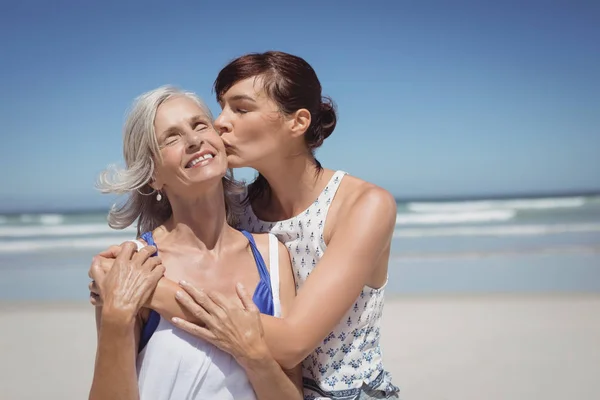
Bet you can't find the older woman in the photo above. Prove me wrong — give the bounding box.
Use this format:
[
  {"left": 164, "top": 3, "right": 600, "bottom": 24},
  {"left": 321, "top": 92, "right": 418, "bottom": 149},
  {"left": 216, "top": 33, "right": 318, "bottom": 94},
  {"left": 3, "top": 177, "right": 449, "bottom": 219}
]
[{"left": 88, "top": 86, "right": 301, "bottom": 400}]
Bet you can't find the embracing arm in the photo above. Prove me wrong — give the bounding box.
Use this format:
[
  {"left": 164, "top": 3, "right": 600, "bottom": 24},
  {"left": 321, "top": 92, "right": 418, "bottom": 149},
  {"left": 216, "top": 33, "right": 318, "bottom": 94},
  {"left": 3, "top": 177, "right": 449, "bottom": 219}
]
[
  {"left": 260, "top": 187, "right": 396, "bottom": 368},
  {"left": 146, "top": 188, "right": 396, "bottom": 370},
  {"left": 89, "top": 308, "right": 142, "bottom": 400}
]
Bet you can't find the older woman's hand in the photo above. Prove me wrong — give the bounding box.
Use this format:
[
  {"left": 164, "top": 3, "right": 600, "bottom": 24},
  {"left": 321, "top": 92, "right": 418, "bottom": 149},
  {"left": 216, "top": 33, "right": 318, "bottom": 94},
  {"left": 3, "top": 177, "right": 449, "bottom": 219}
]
[
  {"left": 88, "top": 242, "right": 158, "bottom": 306},
  {"left": 93, "top": 242, "right": 165, "bottom": 324},
  {"left": 88, "top": 257, "right": 112, "bottom": 307},
  {"left": 171, "top": 282, "right": 271, "bottom": 368}
]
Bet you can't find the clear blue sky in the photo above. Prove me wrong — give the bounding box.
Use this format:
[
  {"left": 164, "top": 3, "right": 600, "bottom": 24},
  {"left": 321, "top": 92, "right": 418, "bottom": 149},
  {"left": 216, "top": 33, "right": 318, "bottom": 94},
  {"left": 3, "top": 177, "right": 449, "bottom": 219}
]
[{"left": 1, "top": 1, "right": 598, "bottom": 212}]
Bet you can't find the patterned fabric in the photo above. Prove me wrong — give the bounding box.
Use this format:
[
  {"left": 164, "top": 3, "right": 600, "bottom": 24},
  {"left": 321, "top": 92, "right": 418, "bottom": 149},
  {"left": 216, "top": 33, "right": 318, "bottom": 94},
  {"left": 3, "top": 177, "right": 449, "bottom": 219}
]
[{"left": 238, "top": 171, "right": 399, "bottom": 400}]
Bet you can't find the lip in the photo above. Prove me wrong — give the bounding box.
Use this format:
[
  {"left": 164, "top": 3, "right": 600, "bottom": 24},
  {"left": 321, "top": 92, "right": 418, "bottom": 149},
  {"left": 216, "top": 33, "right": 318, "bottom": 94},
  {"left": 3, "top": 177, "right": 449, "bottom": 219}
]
[
  {"left": 185, "top": 150, "right": 216, "bottom": 168},
  {"left": 222, "top": 142, "right": 236, "bottom": 155}
]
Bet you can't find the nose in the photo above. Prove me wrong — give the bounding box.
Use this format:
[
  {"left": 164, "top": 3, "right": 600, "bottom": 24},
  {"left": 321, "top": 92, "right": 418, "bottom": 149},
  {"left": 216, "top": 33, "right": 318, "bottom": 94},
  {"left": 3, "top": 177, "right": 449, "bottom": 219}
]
[
  {"left": 214, "top": 112, "right": 232, "bottom": 136},
  {"left": 185, "top": 130, "right": 202, "bottom": 151}
]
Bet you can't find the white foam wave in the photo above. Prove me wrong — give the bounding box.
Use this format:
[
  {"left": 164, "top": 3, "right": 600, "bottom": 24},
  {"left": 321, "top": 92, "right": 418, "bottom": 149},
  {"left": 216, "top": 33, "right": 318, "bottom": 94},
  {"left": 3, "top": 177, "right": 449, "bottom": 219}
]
[
  {"left": 408, "top": 197, "right": 586, "bottom": 213},
  {"left": 0, "top": 235, "right": 137, "bottom": 254},
  {"left": 17, "top": 213, "right": 67, "bottom": 225},
  {"left": 396, "top": 210, "right": 515, "bottom": 225},
  {"left": 394, "top": 223, "right": 600, "bottom": 238},
  {"left": 39, "top": 214, "right": 65, "bottom": 225},
  {"left": 0, "top": 224, "right": 136, "bottom": 238}
]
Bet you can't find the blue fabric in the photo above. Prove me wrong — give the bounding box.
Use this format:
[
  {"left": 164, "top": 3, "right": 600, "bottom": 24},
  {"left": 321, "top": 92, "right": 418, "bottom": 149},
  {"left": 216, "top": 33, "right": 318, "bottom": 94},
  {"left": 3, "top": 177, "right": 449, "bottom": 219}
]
[
  {"left": 138, "top": 231, "right": 159, "bottom": 352},
  {"left": 138, "top": 230, "right": 274, "bottom": 352},
  {"left": 240, "top": 230, "right": 274, "bottom": 317}
]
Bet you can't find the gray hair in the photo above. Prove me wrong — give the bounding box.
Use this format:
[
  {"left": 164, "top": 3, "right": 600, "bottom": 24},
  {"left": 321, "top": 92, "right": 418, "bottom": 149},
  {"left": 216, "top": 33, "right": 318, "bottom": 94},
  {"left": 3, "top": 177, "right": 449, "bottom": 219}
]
[{"left": 97, "top": 85, "right": 244, "bottom": 236}]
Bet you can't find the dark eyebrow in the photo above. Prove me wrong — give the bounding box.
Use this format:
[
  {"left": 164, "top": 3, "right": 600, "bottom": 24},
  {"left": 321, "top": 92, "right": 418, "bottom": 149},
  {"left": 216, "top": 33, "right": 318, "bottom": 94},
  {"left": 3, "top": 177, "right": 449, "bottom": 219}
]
[{"left": 228, "top": 94, "right": 256, "bottom": 103}]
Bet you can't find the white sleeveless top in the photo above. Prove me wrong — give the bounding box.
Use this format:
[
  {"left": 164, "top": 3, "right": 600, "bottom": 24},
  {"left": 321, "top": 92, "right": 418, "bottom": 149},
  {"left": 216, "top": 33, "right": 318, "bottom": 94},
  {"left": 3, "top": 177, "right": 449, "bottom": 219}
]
[
  {"left": 239, "top": 171, "right": 399, "bottom": 400},
  {"left": 134, "top": 234, "right": 282, "bottom": 400}
]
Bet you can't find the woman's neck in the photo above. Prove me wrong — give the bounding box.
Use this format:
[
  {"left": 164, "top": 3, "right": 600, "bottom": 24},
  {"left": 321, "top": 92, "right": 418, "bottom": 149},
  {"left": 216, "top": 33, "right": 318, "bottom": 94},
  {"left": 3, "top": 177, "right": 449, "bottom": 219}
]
[
  {"left": 160, "top": 183, "right": 235, "bottom": 251},
  {"left": 256, "top": 154, "right": 333, "bottom": 220}
]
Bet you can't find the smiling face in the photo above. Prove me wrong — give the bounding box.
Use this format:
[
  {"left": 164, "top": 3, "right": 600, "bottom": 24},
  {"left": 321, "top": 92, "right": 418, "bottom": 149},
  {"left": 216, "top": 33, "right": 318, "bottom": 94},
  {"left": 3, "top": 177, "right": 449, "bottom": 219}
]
[
  {"left": 214, "top": 77, "right": 294, "bottom": 169},
  {"left": 151, "top": 95, "right": 228, "bottom": 196}
]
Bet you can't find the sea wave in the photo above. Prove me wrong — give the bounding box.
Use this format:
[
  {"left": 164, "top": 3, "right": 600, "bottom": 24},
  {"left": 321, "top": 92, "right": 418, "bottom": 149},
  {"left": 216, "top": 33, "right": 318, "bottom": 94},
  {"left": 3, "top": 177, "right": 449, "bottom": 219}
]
[
  {"left": 396, "top": 210, "right": 515, "bottom": 225},
  {"left": 407, "top": 197, "right": 586, "bottom": 214},
  {"left": 390, "top": 244, "right": 600, "bottom": 261},
  {"left": 394, "top": 223, "right": 600, "bottom": 238},
  {"left": 17, "top": 213, "right": 67, "bottom": 225},
  {"left": 0, "top": 224, "right": 136, "bottom": 238},
  {"left": 0, "top": 235, "right": 137, "bottom": 254}
]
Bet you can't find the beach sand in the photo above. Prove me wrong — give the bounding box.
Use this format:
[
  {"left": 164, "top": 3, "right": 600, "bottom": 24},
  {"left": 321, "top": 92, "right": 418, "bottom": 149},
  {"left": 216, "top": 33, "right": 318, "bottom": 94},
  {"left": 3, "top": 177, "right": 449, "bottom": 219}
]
[{"left": 1, "top": 295, "right": 599, "bottom": 400}]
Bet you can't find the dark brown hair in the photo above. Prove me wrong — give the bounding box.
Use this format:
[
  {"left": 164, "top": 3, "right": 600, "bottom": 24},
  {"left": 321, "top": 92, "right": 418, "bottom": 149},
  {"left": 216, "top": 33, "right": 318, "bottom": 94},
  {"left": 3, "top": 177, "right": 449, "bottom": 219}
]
[{"left": 214, "top": 51, "right": 337, "bottom": 205}]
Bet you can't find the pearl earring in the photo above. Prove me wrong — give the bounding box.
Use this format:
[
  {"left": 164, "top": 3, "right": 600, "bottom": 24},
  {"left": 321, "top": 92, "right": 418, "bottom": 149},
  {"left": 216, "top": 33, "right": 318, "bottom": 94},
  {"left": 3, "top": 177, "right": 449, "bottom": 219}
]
[{"left": 156, "top": 192, "right": 162, "bottom": 201}]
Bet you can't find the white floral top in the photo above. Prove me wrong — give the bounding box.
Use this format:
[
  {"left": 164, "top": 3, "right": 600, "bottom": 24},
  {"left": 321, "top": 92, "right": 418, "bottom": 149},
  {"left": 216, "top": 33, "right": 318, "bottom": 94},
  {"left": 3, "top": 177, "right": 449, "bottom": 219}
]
[{"left": 238, "top": 171, "right": 399, "bottom": 400}]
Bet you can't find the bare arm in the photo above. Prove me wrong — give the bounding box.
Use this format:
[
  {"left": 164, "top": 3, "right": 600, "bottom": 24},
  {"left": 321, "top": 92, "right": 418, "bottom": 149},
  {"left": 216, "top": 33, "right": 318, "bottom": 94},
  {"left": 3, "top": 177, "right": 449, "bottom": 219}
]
[
  {"left": 88, "top": 243, "right": 164, "bottom": 400},
  {"left": 89, "top": 309, "right": 141, "bottom": 400},
  {"left": 260, "top": 188, "right": 397, "bottom": 368}
]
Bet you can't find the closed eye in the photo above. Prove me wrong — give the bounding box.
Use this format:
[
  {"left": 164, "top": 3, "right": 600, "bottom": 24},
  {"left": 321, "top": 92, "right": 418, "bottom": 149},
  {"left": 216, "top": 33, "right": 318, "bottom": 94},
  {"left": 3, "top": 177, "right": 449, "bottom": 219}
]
[
  {"left": 194, "top": 122, "right": 208, "bottom": 131},
  {"left": 161, "top": 134, "right": 181, "bottom": 147}
]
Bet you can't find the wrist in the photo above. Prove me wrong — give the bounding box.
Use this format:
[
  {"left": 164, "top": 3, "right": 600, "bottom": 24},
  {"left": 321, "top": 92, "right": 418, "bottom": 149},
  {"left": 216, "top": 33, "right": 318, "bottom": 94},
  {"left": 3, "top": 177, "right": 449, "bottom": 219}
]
[
  {"left": 237, "top": 342, "right": 274, "bottom": 370},
  {"left": 145, "top": 277, "right": 167, "bottom": 310},
  {"left": 101, "top": 306, "right": 137, "bottom": 328}
]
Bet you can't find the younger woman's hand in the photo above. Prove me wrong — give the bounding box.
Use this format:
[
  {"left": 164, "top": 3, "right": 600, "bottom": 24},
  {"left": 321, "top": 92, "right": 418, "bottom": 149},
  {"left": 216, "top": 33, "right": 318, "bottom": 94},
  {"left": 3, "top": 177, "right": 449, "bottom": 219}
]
[{"left": 171, "top": 282, "right": 271, "bottom": 367}]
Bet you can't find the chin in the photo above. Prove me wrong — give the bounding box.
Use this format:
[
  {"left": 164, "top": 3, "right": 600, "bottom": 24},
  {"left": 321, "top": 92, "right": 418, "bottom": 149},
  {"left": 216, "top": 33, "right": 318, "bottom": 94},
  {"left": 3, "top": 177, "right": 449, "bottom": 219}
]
[
  {"left": 226, "top": 155, "right": 247, "bottom": 169},
  {"left": 187, "top": 164, "right": 227, "bottom": 182}
]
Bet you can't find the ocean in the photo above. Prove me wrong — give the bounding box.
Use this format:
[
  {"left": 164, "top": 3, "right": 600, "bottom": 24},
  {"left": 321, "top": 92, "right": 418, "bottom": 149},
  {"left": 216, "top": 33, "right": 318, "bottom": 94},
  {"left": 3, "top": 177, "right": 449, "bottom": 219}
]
[{"left": 1, "top": 195, "right": 599, "bottom": 300}]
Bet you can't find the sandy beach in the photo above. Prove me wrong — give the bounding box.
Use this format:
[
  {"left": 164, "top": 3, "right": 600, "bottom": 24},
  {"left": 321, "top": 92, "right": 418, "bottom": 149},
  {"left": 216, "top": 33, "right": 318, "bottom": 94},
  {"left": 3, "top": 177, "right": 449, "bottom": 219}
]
[{"left": 1, "top": 295, "right": 599, "bottom": 400}]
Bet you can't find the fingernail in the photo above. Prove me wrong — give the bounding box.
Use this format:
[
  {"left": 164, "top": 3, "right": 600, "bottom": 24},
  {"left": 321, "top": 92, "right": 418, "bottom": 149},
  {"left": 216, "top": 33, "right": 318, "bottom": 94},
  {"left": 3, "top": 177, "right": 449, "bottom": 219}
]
[
  {"left": 236, "top": 282, "right": 244, "bottom": 290},
  {"left": 172, "top": 317, "right": 180, "bottom": 323},
  {"left": 176, "top": 291, "right": 183, "bottom": 299},
  {"left": 179, "top": 280, "right": 187, "bottom": 286}
]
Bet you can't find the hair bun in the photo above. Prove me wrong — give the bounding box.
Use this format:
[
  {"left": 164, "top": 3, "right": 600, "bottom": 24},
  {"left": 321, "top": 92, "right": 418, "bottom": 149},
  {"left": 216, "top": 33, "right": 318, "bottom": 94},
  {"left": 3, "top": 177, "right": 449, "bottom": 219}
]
[
  {"left": 310, "top": 96, "right": 337, "bottom": 148},
  {"left": 318, "top": 97, "right": 337, "bottom": 139}
]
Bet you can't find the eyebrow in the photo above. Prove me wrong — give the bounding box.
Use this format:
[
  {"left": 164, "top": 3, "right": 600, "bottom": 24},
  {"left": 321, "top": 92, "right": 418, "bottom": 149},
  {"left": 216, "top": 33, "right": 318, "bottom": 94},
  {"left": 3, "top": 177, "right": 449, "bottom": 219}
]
[
  {"left": 159, "top": 115, "right": 209, "bottom": 139},
  {"left": 228, "top": 94, "right": 256, "bottom": 103},
  {"left": 187, "top": 115, "right": 209, "bottom": 125}
]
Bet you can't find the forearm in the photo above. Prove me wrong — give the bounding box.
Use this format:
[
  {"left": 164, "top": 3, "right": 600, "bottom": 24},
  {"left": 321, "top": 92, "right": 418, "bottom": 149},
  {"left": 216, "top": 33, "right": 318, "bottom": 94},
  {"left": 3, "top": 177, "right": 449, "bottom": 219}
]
[
  {"left": 241, "top": 354, "right": 302, "bottom": 400},
  {"left": 89, "top": 316, "right": 139, "bottom": 400},
  {"left": 260, "top": 315, "right": 313, "bottom": 370},
  {"left": 147, "top": 278, "right": 200, "bottom": 323}
]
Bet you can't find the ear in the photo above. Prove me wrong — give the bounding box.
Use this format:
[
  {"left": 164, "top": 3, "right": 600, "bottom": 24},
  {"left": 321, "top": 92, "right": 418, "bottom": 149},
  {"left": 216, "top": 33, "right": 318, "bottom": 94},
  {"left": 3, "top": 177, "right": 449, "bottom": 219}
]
[
  {"left": 288, "top": 108, "right": 311, "bottom": 139},
  {"left": 148, "top": 175, "right": 164, "bottom": 191}
]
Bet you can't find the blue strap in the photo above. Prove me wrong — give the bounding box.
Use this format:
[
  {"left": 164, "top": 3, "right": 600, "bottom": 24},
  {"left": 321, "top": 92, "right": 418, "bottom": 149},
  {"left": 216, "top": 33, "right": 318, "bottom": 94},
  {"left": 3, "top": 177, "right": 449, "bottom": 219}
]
[
  {"left": 240, "top": 230, "right": 274, "bottom": 316},
  {"left": 138, "top": 231, "right": 159, "bottom": 352},
  {"left": 139, "top": 231, "right": 157, "bottom": 255},
  {"left": 240, "top": 230, "right": 271, "bottom": 287}
]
